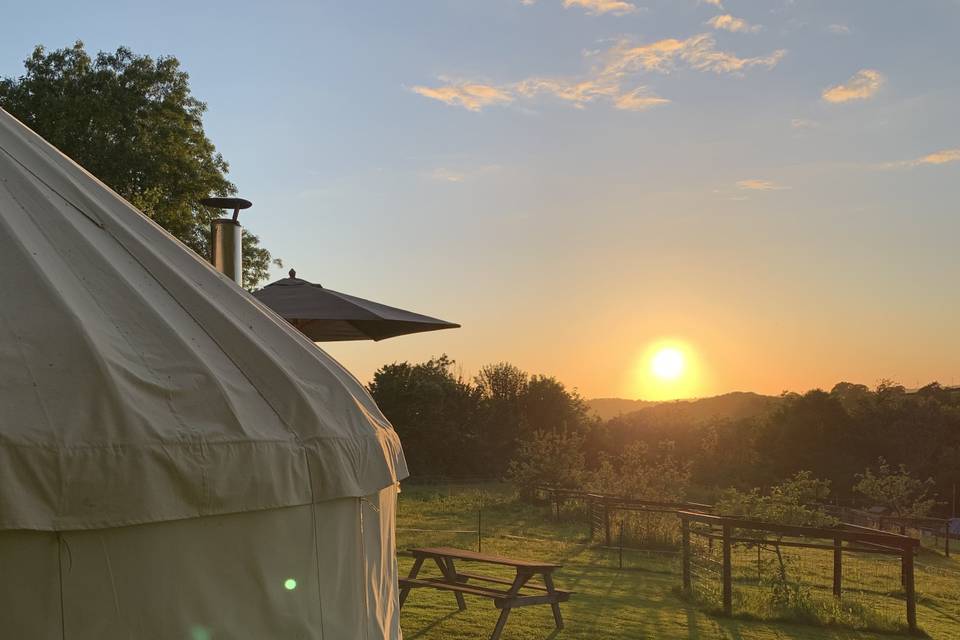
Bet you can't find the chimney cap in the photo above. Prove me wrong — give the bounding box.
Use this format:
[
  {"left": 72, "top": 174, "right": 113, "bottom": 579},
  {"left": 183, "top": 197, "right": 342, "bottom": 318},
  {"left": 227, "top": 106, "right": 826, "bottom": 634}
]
[
  {"left": 200, "top": 197, "right": 252, "bottom": 211},
  {"left": 201, "top": 197, "right": 252, "bottom": 222}
]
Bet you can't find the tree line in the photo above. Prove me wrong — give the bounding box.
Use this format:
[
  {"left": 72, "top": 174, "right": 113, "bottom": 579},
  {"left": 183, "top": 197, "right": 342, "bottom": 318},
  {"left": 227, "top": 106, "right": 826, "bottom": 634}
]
[{"left": 370, "top": 357, "right": 959, "bottom": 517}]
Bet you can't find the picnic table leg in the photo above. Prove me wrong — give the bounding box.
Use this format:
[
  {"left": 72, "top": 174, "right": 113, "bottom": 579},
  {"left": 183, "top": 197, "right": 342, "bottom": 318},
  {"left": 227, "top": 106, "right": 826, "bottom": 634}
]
[
  {"left": 490, "top": 571, "right": 532, "bottom": 640},
  {"left": 399, "top": 556, "right": 424, "bottom": 609},
  {"left": 434, "top": 557, "right": 467, "bottom": 611},
  {"left": 490, "top": 607, "right": 512, "bottom": 640},
  {"left": 543, "top": 572, "right": 564, "bottom": 629}
]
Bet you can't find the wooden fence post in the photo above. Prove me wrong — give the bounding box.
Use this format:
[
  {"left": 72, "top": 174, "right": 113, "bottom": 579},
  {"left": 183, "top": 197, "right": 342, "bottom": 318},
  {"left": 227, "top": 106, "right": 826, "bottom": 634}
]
[
  {"left": 604, "top": 499, "right": 611, "bottom": 547},
  {"left": 945, "top": 521, "right": 950, "bottom": 558},
  {"left": 618, "top": 521, "right": 624, "bottom": 570},
  {"left": 588, "top": 496, "right": 595, "bottom": 540},
  {"left": 681, "top": 516, "right": 691, "bottom": 592},
  {"left": 832, "top": 537, "right": 842, "bottom": 598},
  {"left": 722, "top": 523, "right": 732, "bottom": 616},
  {"left": 903, "top": 544, "right": 917, "bottom": 633},
  {"left": 756, "top": 545, "right": 761, "bottom": 583}
]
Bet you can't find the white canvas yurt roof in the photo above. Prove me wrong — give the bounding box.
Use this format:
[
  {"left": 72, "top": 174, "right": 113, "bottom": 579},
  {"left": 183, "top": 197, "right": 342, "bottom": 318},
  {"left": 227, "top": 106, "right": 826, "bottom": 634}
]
[{"left": 0, "top": 106, "right": 408, "bottom": 532}]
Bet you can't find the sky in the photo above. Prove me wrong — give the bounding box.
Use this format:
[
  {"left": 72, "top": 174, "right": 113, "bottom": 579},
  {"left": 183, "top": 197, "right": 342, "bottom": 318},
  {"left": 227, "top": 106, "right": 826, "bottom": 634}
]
[{"left": 2, "top": 0, "right": 959, "bottom": 400}]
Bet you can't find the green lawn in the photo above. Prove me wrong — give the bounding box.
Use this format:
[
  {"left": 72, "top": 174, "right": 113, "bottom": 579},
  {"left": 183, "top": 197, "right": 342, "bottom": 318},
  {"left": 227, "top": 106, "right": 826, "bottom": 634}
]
[{"left": 396, "top": 484, "right": 960, "bottom": 640}]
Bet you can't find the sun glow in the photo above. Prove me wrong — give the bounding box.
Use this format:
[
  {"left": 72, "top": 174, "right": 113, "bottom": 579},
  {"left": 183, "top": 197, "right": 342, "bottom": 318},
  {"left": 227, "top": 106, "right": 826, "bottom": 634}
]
[
  {"left": 631, "top": 340, "right": 701, "bottom": 400},
  {"left": 651, "top": 347, "right": 685, "bottom": 380}
]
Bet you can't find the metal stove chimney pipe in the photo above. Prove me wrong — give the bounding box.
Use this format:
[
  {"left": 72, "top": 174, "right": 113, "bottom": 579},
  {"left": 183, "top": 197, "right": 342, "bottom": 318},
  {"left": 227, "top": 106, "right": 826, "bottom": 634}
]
[{"left": 200, "top": 197, "right": 252, "bottom": 285}]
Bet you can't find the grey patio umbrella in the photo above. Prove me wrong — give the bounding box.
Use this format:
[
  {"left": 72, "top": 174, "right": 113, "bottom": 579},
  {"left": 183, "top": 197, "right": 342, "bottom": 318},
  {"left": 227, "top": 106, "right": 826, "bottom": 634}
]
[{"left": 253, "top": 269, "right": 460, "bottom": 341}]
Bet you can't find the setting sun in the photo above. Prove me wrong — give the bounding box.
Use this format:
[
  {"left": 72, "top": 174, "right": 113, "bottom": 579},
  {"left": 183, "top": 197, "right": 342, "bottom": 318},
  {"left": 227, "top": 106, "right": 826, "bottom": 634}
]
[
  {"left": 630, "top": 340, "right": 702, "bottom": 401},
  {"left": 651, "top": 347, "right": 685, "bottom": 381}
]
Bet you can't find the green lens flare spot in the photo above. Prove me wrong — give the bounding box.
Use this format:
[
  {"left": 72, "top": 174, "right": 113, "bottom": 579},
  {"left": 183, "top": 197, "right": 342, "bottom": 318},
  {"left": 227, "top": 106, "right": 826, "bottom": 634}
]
[
  {"left": 190, "top": 626, "right": 211, "bottom": 640},
  {"left": 284, "top": 578, "right": 297, "bottom": 591}
]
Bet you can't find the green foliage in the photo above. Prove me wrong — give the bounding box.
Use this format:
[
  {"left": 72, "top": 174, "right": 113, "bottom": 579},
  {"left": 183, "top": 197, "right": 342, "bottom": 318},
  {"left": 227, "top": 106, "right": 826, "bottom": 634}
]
[
  {"left": 371, "top": 356, "right": 596, "bottom": 480},
  {"left": 378, "top": 359, "right": 960, "bottom": 510},
  {"left": 507, "top": 429, "right": 587, "bottom": 496},
  {"left": 590, "top": 441, "right": 691, "bottom": 502},
  {"left": 854, "top": 458, "right": 936, "bottom": 517},
  {"left": 716, "top": 472, "right": 839, "bottom": 611},
  {"left": 368, "top": 355, "right": 482, "bottom": 478},
  {"left": 0, "top": 41, "right": 278, "bottom": 288},
  {"left": 595, "top": 380, "right": 960, "bottom": 512},
  {"left": 716, "top": 471, "right": 838, "bottom": 528}
]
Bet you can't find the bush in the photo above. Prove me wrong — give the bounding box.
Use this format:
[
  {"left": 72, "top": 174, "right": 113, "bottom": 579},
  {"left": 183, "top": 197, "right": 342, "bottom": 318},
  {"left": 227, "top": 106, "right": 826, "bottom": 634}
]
[{"left": 507, "top": 429, "right": 587, "bottom": 497}]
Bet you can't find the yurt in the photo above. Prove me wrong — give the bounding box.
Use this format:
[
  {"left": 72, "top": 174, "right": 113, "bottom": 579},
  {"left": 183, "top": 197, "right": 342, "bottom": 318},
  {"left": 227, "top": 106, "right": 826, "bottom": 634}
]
[{"left": 0, "top": 106, "right": 408, "bottom": 638}]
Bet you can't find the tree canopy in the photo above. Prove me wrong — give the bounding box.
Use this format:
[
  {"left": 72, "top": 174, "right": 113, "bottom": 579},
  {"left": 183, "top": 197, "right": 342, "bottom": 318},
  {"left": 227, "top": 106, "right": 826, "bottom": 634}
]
[
  {"left": 854, "top": 458, "right": 935, "bottom": 517},
  {"left": 370, "top": 357, "right": 958, "bottom": 516},
  {"left": 0, "top": 42, "right": 277, "bottom": 288},
  {"left": 369, "top": 355, "right": 596, "bottom": 479}
]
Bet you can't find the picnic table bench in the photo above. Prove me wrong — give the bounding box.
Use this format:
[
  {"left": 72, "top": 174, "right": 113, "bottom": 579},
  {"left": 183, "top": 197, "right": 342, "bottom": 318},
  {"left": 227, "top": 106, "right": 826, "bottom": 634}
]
[{"left": 399, "top": 546, "right": 571, "bottom": 640}]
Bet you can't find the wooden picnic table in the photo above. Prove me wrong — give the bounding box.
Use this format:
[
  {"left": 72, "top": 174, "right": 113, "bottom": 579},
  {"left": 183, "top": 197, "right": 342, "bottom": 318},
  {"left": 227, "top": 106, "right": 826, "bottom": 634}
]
[{"left": 399, "top": 546, "right": 571, "bottom": 640}]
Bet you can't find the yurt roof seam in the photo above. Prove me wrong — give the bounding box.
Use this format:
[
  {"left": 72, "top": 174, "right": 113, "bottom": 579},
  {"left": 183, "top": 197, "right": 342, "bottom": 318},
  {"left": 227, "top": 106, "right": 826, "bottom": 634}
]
[
  {"left": 15, "top": 178, "right": 206, "bottom": 443},
  {"left": 5, "top": 135, "right": 325, "bottom": 448},
  {"left": 3, "top": 142, "right": 244, "bottom": 447},
  {"left": 0, "top": 142, "right": 105, "bottom": 230}
]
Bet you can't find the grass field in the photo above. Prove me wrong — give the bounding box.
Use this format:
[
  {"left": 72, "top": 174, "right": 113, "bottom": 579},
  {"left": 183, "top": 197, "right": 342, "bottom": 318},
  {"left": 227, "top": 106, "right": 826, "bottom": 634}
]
[{"left": 395, "top": 484, "right": 960, "bottom": 640}]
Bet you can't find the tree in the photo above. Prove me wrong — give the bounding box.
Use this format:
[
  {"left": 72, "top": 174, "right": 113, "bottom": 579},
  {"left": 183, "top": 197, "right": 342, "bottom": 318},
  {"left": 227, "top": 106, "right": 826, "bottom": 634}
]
[
  {"left": 716, "top": 471, "right": 836, "bottom": 528},
  {"left": 716, "top": 472, "right": 838, "bottom": 607},
  {"left": 475, "top": 363, "right": 528, "bottom": 474},
  {"left": 368, "top": 355, "right": 482, "bottom": 478},
  {"left": 829, "top": 381, "right": 871, "bottom": 411},
  {"left": 522, "top": 375, "right": 594, "bottom": 438},
  {"left": 507, "top": 429, "right": 586, "bottom": 497},
  {"left": 0, "top": 42, "right": 278, "bottom": 288},
  {"left": 590, "top": 441, "right": 691, "bottom": 502},
  {"left": 854, "top": 458, "right": 935, "bottom": 517},
  {"left": 755, "top": 389, "right": 856, "bottom": 488}
]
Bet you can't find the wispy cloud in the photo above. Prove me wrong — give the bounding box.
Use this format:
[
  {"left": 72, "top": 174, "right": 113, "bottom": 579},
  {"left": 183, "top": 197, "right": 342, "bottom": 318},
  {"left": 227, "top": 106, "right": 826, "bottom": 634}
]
[
  {"left": 707, "top": 14, "right": 762, "bottom": 33},
  {"left": 822, "top": 69, "right": 885, "bottom": 103},
  {"left": 428, "top": 168, "right": 467, "bottom": 182},
  {"left": 881, "top": 148, "right": 960, "bottom": 169},
  {"left": 426, "top": 165, "right": 502, "bottom": 182},
  {"left": 514, "top": 77, "right": 619, "bottom": 108},
  {"left": 563, "top": 0, "right": 638, "bottom": 15},
  {"left": 410, "top": 81, "right": 514, "bottom": 112},
  {"left": 604, "top": 34, "right": 785, "bottom": 75},
  {"left": 827, "top": 23, "right": 851, "bottom": 35},
  {"left": 791, "top": 118, "right": 819, "bottom": 130},
  {"left": 736, "top": 179, "right": 789, "bottom": 191},
  {"left": 701, "top": 0, "right": 724, "bottom": 8},
  {"left": 613, "top": 87, "right": 672, "bottom": 111},
  {"left": 917, "top": 148, "right": 960, "bottom": 165},
  {"left": 412, "top": 34, "right": 785, "bottom": 112}
]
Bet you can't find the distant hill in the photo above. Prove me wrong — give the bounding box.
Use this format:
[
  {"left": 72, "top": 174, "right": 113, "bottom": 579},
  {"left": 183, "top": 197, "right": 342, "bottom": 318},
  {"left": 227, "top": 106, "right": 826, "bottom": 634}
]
[
  {"left": 587, "top": 398, "right": 660, "bottom": 421},
  {"left": 587, "top": 392, "right": 779, "bottom": 424}
]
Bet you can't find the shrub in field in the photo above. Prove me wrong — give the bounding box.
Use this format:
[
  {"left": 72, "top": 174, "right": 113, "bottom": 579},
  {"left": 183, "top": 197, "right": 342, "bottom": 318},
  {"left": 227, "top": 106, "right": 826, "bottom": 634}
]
[
  {"left": 508, "top": 429, "right": 587, "bottom": 497},
  {"left": 854, "top": 458, "right": 936, "bottom": 517},
  {"left": 587, "top": 441, "right": 692, "bottom": 547},
  {"left": 589, "top": 441, "right": 691, "bottom": 501},
  {"left": 716, "top": 472, "right": 838, "bottom": 610}
]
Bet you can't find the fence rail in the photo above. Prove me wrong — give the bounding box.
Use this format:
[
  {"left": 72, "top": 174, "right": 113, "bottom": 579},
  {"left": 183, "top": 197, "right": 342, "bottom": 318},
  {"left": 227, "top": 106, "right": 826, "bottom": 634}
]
[
  {"left": 678, "top": 511, "right": 921, "bottom": 632},
  {"left": 825, "top": 505, "right": 952, "bottom": 556},
  {"left": 535, "top": 485, "right": 711, "bottom": 546}
]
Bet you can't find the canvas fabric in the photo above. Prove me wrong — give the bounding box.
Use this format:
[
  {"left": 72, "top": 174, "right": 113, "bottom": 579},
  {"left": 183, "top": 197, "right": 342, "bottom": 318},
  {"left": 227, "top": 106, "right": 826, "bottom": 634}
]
[
  {"left": 0, "top": 485, "right": 402, "bottom": 639},
  {"left": 0, "top": 107, "right": 408, "bottom": 531}
]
